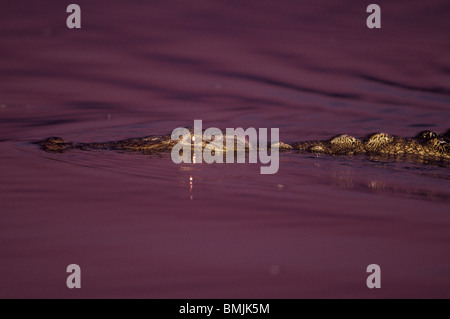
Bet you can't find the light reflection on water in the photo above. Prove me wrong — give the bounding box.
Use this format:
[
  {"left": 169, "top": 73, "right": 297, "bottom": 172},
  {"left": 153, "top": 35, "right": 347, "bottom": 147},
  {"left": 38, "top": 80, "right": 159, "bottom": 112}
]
[{"left": 189, "top": 176, "right": 194, "bottom": 201}]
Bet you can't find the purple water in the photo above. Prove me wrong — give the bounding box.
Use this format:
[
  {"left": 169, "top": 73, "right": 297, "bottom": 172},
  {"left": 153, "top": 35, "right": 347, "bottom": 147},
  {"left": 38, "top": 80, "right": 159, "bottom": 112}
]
[{"left": 1, "top": 0, "right": 449, "bottom": 298}]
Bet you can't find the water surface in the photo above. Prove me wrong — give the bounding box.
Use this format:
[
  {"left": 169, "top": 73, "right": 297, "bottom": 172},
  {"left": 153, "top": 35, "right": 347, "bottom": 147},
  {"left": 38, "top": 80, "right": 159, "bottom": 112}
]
[{"left": 0, "top": 0, "right": 449, "bottom": 298}]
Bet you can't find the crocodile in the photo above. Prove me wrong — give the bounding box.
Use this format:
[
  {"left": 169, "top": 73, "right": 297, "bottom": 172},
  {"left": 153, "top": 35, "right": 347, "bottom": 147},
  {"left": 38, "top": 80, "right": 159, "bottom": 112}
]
[{"left": 38, "top": 129, "right": 450, "bottom": 164}]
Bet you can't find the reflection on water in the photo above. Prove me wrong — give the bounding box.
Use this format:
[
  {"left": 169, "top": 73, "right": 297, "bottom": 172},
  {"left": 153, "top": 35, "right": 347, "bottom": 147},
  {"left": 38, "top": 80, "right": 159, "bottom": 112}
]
[
  {"left": 326, "top": 159, "right": 450, "bottom": 202},
  {"left": 189, "top": 175, "right": 194, "bottom": 200},
  {"left": 1, "top": 0, "right": 450, "bottom": 298}
]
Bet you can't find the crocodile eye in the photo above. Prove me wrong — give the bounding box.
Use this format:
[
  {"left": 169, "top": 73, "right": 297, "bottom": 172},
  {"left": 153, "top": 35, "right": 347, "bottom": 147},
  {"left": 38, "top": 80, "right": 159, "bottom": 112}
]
[{"left": 416, "top": 130, "right": 438, "bottom": 141}]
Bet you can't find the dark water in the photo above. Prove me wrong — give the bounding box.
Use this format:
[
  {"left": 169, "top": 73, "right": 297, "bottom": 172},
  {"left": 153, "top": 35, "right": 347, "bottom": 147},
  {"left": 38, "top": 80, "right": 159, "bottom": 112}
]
[{"left": 1, "top": 0, "right": 449, "bottom": 298}]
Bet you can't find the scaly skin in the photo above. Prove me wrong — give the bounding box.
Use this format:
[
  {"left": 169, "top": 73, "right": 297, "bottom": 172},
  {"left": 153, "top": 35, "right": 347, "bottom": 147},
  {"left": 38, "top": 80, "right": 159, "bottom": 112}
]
[
  {"left": 38, "top": 129, "right": 450, "bottom": 163},
  {"left": 291, "top": 131, "right": 450, "bottom": 160}
]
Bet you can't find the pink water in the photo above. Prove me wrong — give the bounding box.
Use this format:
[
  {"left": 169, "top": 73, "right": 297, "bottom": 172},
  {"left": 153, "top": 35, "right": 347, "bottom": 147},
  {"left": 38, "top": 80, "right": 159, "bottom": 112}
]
[{"left": 1, "top": 0, "right": 449, "bottom": 298}]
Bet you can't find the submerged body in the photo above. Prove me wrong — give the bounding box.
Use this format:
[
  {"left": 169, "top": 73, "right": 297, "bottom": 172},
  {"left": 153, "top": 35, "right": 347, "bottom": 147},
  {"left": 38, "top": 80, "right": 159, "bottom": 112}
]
[{"left": 38, "top": 129, "right": 450, "bottom": 164}]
